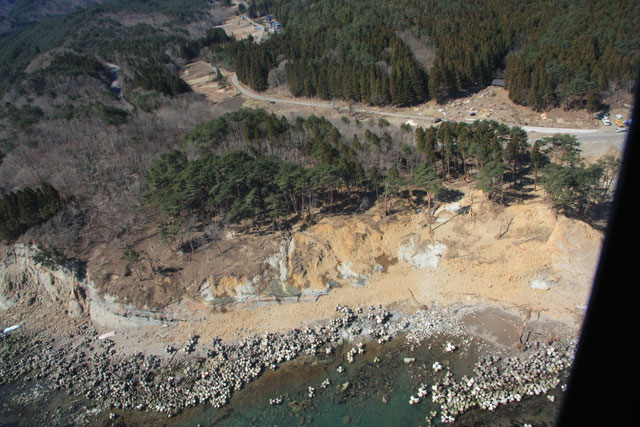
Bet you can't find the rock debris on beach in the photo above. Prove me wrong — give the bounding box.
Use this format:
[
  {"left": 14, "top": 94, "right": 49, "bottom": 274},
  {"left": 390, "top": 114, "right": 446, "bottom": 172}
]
[{"left": 0, "top": 305, "right": 575, "bottom": 422}]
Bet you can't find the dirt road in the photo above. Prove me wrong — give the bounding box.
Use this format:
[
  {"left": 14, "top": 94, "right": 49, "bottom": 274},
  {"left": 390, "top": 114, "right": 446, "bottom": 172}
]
[{"left": 230, "top": 74, "right": 627, "bottom": 154}]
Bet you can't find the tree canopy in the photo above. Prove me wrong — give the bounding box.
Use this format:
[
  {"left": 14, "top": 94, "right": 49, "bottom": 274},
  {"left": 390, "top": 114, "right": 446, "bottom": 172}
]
[
  {"left": 235, "top": 0, "right": 638, "bottom": 109},
  {"left": 0, "top": 184, "right": 63, "bottom": 241}
]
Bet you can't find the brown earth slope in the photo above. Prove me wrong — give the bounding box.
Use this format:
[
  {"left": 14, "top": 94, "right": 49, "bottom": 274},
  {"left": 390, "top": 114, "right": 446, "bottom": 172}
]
[
  {"left": 72, "top": 183, "right": 602, "bottom": 337},
  {"left": 1, "top": 183, "right": 604, "bottom": 352}
]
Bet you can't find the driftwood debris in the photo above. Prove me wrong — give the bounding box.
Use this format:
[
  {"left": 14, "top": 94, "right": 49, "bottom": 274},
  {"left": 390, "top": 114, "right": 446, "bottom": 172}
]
[
  {"left": 516, "top": 307, "right": 534, "bottom": 350},
  {"left": 408, "top": 288, "right": 428, "bottom": 310}
]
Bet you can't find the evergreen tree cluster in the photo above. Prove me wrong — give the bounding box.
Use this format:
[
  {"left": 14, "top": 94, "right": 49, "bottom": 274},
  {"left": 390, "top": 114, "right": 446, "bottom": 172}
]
[
  {"left": 504, "top": 2, "right": 639, "bottom": 111},
  {"left": 242, "top": 0, "right": 638, "bottom": 109},
  {"left": 422, "top": 4, "right": 511, "bottom": 102},
  {"left": 0, "top": 184, "right": 63, "bottom": 241},
  {"left": 234, "top": 6, "right": 429, "bottom": 106},
  {"left": 180, "top": 108, "right": 364, "bottom": 171},
  {"left": 413, "top": 120, "right": 526, "bottom": 203},
  {"left": 247, "top": 0, "right": 277, "bottom": 19},
  {"left": 145, "top": 150, "right": 361, "bottom": 226},
  {"left": 180, "top": 27, "right": 234, "bottom": 61},
  {"left": 46, "top": 101, "right": 130, "bottom": 126},
  {"left": 44, "top": 53, "right": 107, "bottom": 79},
  {"left": 147, "top": 106, "right": 618, "bottom": 231},
  {"left": 235, "top": 40, "right": 274, "bottom": 92},
  {"left": 0, "top": 102, "right": 44, "bottom": 133},
  {"left": 133, "top": 62, "right": 192, "bottom": 96},
  {"left": 147, "top": 108, "right": 369, "bottom": 226},
  {"left": 414, "top": 119, "right": 618, "bottom": 211},
  {"left": 284, "top": 25, "right": 428, "bottom": 106}
]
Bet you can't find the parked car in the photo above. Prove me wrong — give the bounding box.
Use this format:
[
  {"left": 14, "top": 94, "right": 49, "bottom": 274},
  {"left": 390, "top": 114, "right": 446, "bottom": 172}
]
[{"left": 615, "top": 127, "right": 627, "bottom": 133}]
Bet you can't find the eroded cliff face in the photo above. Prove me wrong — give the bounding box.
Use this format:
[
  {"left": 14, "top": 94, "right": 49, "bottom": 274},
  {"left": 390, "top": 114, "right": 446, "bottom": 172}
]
[
  {"left": 0, "top": 244, "right": 173, "bottom": 328},
  {"left": 1, "top": 192, "right": 605, "bottom": 329},
  {"left": 188, "top": 212, "right": 452, "bottom": 308},
  {"left": 0, "top": 244, "right": 86, "bottom": 315}
]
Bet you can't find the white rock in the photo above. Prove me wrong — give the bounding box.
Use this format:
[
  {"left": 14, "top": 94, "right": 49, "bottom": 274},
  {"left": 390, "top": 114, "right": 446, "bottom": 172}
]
[{"left": 530, "top": 279, "right": 551, "bottom": 290}]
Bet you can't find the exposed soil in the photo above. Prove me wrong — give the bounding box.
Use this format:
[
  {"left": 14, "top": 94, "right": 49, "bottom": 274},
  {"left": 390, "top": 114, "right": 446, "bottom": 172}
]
[
  {"left": 180, "top": 60, "right": 240, "bottom": 104},
  {"left": 68, "top": 179, "right": 603, "bottom": 347},
  {"left": 216, "top": 15, "right": 263, "bottom": 41}
]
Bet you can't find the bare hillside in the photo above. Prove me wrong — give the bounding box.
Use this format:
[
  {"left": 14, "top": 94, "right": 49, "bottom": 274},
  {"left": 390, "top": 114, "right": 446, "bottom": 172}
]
[{"left": 50, "top": 183, "right": 601, "bottom": 338}]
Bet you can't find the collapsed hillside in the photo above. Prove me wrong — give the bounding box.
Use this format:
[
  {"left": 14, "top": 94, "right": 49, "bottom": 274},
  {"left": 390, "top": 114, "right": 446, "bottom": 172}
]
[{"left": 1, "top": 183, "right": 603, "bottom": 335}]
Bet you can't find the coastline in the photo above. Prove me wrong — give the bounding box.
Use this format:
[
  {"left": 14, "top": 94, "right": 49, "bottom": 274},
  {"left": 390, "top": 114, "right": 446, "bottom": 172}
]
[
  {"left": 1, "top": 300, "right": 578, "bottom": 425},
  {"left": 1, "top": 190, "right": 595, "bottom": 425}
]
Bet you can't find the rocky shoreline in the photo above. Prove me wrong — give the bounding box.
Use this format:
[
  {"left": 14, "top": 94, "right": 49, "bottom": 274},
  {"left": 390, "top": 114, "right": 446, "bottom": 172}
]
[{"left": 1, "top": 302, "right": 576, "bottom": 425}]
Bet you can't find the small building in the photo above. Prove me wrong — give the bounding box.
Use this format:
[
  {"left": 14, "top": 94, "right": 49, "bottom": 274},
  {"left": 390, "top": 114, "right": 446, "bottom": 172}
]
[{"left": 491, "top": 79, "right": 505, "bottom": 87}]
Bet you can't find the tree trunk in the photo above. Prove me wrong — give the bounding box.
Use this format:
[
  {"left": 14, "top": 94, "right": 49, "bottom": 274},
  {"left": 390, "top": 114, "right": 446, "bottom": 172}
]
[
  {"left": 427, "top": 193, "right": 433, "bottom": 233},
  {"left": 289, "top": 193, "right": 299, "bottom": 216}
]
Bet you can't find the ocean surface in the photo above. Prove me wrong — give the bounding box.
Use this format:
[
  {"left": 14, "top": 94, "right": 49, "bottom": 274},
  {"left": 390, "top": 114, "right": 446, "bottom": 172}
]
[
  {"left": 118, "top": 333, "right": 564, "bottom": 427},
  {"left": 0, "top": 320, "right": 567, "bottom": 426}
]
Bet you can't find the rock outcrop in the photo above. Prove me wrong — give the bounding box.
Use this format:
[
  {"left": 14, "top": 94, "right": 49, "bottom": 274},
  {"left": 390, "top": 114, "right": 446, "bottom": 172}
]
[{"left": 0, "top": 244, "right": 86, "bottom": 316}]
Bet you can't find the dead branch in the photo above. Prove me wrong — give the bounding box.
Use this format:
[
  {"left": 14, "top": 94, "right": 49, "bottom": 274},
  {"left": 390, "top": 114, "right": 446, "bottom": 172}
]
[
  {"left": 516, "top": 307, "right": 532, "bottom": 350},
  {"left": 408, "top": 288, "right": 428, "bottom": 310},
  {"left": 497, "top": 216, "right": 515, "bottom": 239}
]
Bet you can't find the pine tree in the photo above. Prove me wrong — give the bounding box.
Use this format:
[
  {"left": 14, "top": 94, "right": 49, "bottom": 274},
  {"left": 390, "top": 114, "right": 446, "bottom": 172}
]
[{"left": 413, "top": 164, "right": 443, "bottom": 232}]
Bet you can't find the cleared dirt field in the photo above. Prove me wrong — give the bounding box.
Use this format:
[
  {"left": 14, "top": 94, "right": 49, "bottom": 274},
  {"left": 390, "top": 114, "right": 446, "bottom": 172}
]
[
  {"left": 180, "top": 60, "right": 239, "bottom": 103},
  {"left": 216, "top": 15, "right": 263, "bottom": 41}
]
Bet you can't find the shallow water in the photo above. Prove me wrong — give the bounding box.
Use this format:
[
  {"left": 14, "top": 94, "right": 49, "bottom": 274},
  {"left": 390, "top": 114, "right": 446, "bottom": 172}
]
[
  {"left": 121, "top": 334, "right": 564, "bottom": 426},
  {"left": 1, "top": 330, "right": 566, "bottom": 426}
]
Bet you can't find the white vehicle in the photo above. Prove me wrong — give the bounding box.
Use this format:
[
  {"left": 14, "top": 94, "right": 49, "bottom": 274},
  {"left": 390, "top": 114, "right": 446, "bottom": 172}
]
[
  {"left": 602, "top": 117, "right": 611, "bottom": 126},
  {"left": 615, "top": 127, "right": 627, "bottom": 133}
]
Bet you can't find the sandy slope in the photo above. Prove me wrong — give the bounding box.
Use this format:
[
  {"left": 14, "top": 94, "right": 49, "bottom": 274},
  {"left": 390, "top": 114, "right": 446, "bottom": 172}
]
[
  {"left": 0, "top": 183, "right": 604, "bottom": 359},
  {"left": 159, "top": 187, "right": 602, "bottom": 345}
]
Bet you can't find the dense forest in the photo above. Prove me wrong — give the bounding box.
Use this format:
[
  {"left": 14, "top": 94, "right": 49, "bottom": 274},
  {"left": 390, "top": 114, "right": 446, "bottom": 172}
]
[
  {"left": 234, "top": 22, "right": 428, "bottom": 106},
  {"left": 143, "top": 108, "right": 619, "bottom": 239},
  {"left": 0, "top": 183, "right": 63, "bottom": 241},
  {"left": 238, "top": 0, "right": 638, "bottom": 109}
]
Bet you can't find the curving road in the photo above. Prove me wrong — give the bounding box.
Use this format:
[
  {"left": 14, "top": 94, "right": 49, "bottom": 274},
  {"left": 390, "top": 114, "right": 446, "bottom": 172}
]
[{"left": 230, "top": 74, "right": 627, "bottom": 154}]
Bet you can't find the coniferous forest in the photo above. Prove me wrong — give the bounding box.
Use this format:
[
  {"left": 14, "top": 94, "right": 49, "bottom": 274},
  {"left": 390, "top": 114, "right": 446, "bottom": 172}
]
[
  {"left": 143, "top": 108, "right": 618, "bottom": 235},
  {"left": 236, "top": 0, "right": 638, "bottom": 109}
]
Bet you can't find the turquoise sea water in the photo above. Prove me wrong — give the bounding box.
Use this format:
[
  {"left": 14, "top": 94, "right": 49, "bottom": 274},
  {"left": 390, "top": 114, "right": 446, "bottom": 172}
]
[
  {"left": 132, "top": 334, "right": 563, "bottom": 427},
  {"left": 0, "top": 332, "right": 564, "bottom": 426}
]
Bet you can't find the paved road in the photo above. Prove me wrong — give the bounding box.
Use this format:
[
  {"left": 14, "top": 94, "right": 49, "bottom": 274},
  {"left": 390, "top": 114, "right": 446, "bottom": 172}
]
[{"left": 230, "top": 74, "right": 627, "bottom": 153}]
